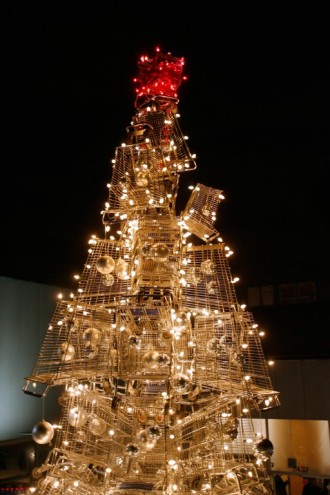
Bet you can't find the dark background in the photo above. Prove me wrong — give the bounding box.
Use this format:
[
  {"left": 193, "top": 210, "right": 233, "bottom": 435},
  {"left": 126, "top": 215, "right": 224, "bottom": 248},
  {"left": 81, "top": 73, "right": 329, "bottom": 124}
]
[{"left": 1, "top": 3, "right": 329, "bottom": 296}]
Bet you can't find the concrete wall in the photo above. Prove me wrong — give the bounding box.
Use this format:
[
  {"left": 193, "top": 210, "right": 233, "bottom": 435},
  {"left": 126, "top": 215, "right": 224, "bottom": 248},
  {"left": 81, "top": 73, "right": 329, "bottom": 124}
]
[{"left": 0, "top": 277, "right": 63, "bottom": 441}]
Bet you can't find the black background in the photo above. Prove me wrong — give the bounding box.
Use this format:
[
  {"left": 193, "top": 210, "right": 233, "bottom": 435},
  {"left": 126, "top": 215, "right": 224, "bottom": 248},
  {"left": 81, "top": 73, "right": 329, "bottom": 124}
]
[{"left": 2, "top": 1, "right": 329, "bottom": 293}]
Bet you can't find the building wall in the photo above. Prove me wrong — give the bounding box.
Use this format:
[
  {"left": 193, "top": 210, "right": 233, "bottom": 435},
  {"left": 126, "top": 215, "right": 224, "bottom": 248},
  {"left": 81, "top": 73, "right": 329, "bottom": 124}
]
[
  {"left": 266, "top": 359, "right": 330, "bottom": 420},
  {"left": 0, "top": 277, "right": 63, "bottom": 442}
]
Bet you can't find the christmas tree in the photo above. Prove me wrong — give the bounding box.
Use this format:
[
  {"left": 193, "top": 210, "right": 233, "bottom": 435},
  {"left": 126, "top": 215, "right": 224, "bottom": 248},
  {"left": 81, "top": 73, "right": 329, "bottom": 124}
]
[{"left": 23, "top": 47, "right": 280, "bottom": 495}]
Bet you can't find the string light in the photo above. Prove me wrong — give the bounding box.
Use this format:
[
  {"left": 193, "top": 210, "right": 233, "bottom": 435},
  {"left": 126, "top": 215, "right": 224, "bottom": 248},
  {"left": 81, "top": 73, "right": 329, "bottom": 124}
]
[{"left": 23, "top": 47, "right": 279, "bottom": 495}]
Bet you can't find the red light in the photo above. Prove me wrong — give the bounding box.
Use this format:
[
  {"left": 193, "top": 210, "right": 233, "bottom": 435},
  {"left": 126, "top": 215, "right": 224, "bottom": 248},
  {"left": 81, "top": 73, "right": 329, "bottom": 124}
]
[{"left": 134, "top": 49, "right": 186, "bottom": 108}]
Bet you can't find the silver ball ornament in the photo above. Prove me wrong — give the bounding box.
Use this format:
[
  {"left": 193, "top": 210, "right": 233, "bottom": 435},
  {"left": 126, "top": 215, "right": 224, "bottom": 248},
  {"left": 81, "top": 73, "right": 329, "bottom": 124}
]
[
  {"left": 149, "top": 243, "right": 170, "bottom": 262},
  {"left": 102, "top": 273, "right": 115, "bottom": 286},
  {"left": 147, "top": 425, "right": 162, "bottom": 439},
  {"left": 83, "top": 327, "right": 101, "bottom": 345},
  {"left": 58, "top": 342, "right": 75, "bottom": 362},
  {"left": 32, "top": 420, "right": 54, "bottom": 444},
  {"left": 115, "top": 259, "right": 129, "bottom": 280},
  {"left": 142, "top": 350, "right": 160, "bottom": 369},
  {"left": 136, "top": 171, "right": 150, "bottom": 187},
  {"left": 96, "top": 255, "right": 115, "bottom": 274},
  {"left": 125, "top": 443, "right": 140, "bottom": 456},
  {"left": 136, "top": 429, "right": 157, "bottom": 451},
  {"left": 128, "top": 334, "right": 141, "bottom": 348},
  {"left": 89, "top": 416, "right": 107, "bottom": 435},
  {"left": 255, "top": 438, "right": 274, "bottom": 458},
  {"left": 68, "top": 406, "right": 88, "bottom": 427}
]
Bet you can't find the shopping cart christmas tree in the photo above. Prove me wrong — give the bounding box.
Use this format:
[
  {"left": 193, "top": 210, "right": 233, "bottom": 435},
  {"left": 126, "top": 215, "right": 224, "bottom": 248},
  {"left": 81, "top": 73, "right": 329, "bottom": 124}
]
[{"left": 23, "top": 47, "right": 280, "bottom": 495}]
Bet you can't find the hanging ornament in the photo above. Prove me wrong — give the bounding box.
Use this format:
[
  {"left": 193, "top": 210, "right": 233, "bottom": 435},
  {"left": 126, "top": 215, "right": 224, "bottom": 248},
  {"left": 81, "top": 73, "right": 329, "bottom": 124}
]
[
  {"left": 68, "top": 406, "right": 88, "bottom": 427},
  {"left": 222, "top": 418, "right": 239, "bottom": 441},
  {"left": 32, "top": 420, "right": 54, "bottom": 445},
  {"left": 102, "top": 273, "right": 115, "bottom": 286},
  {"left": 83, "top": 327, "right": 101, "bottom": 345},
  {"left": 161, "top": 330, "right": 172, "bottom": 339},
  {"left": 155, "top": 413, "right": 164, "bottom": 424},
  {"left": 173, "top": 373, "right": 191, "bottom": 394},
  {"left": 200, "top": 259, "right": 214, "bottom": 275},
  {"left": 191, "top": 476, "right": 205, "bottom": 491},
  {"left": 96, "top": 255, "right": 115, "bottom": 274},
  {"left": 142, "top": 350, "right": 160, "bottom": 369},
  {"left": 116, "top": 258, "right": 128, "bottom": 269},
  {"left": 157, "top": 353, "right": 170, "bottom": 367},
  {"left": 119, "top": 175, "right": 130, "bottom": 187},
  {"left": 76, "top": 429, "right": 87, "bottom": 443},
  {"left": 116, "top": 259, "right": 130, "bottom": 280},
  {"left": 149, "top": 243, "right": 170, "bottom": 262},
  {"left": 83, "top": 327, "right": 100, "bottom": 359},
  {"left": 136, "top": 171, "right": 150, "bottom": 187},
  {"left": 157, "top": 320, "right": 171, "bottom": 339},
  {"left": 206, "top": 337, "right": 221, "bottom": 355},
  {"left": 127, "top": 380, "right": 141, "bottom": 396},
  {"left": 141, "top": 242, "right": 152, "bottom": 256},
  {"left": 188, "top": 384, "right": 201, "bottom": 401},
  {"left": 125, "top": 443, "right": 140, "bottom": 456},
  {"left": 58, "top": 391, "right": 70, "bottom": 406},
  {"left": 102, "top": 377, "right": 114, "bottom": 394},
  {"left": 136, "top": 429, "right": 157, "bottom": 451},
  {"left": 84, "top": 343, "right": 98, "bottom": 359},
  {"left": 89, "top": 416, "right": 107, "bottom": 435},
  {"left": 254, "top": 437, "right": 274, "bottom": 459},
  {"left": 202, "top": 205, "right": 210, "bottom": 216},
  {"left": 128, "top": 334, "right": 141, "bottom": 348},
  {"left": 57, "top": 342, "right": 75, "bottom": 362},
  {"left": 147, "top": 425, "right": 162, "bottom": 439},
  {"left": 137, "top": 409, "right": 147, "bottom": 424}
]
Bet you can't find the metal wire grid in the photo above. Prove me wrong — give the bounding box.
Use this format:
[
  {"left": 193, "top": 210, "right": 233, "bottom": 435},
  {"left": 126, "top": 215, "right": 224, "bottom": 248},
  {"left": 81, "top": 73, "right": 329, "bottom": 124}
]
[
  {"left": 105, "top": 144, "right": 179, "bottom": 214},
  {"left": 176, "top": 411, "right": 257, "bottom": 466},
  {"left": 34, "top": 479, "right": 95, "bottom": 495},
  {"left": 130, "top": 214, "right": 181, "bottom": 290},
  {"left": 77, "top": 239, "right": 132, "bottom": 305},
  {"left": 115, "top": 302, "right": 173, "bottom": 379},
  {"left": 170, "top": 406, "right": 270, "bottom": 495},
  {"left": 181, "top": 243, "right": 238, "bottom": 312},
  {"left": 54, "top": 390, "right": 132, "bottom": 465},
  {"left": 35, "top": 452, "right": 110, "bottom": 495},
  {"left": 133, "top": 106, "right": 196, "bottom": 172},
  {"left": 104, "top": 102, "right": 199, "bottom": 222},
  {"left": 192, "top": 313, "right": 278, "bottom": 399},
  {"left": 49, "top": 391, "right": 170, "bottom": 487},
  {"left": 42, "top": 449, "right": 109, "bottom": 488},
  {"left": 181, "top": 183, "right": 223, "bottom": 241},
  {"left": 37, "top": 389, "right": 268, "bottom": 494},
  {"left": 22, "top": 300, "right": 117, "bottom": 395},
  {"left": 21, "top": 48, "right": 279, "bottom": 495},
  {"left": 23, "top": 239, "right": 278, "bottom": 403}
]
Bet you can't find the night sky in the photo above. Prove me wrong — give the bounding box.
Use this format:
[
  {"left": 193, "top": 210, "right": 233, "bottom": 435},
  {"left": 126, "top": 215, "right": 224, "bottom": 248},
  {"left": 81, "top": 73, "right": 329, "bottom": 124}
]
[{"left": 1, "top": 2, "right": 329, "bottom": 292}]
